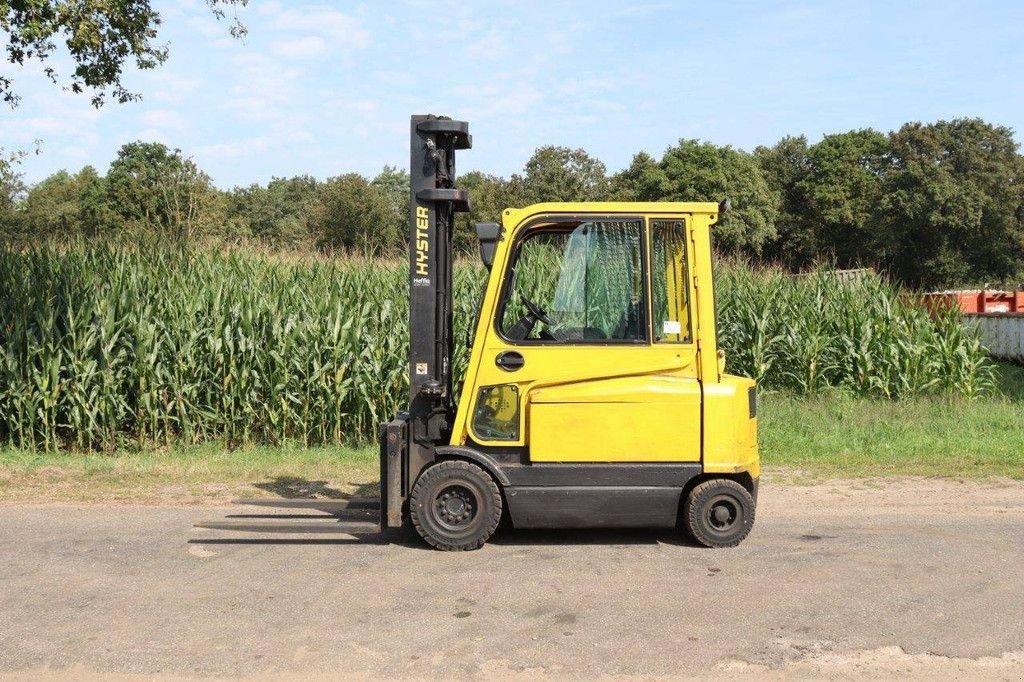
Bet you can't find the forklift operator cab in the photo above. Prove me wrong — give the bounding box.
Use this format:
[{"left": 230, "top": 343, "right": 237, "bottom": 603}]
[{"left": 459, "top": 212, "right": 704, "bottom": 464}]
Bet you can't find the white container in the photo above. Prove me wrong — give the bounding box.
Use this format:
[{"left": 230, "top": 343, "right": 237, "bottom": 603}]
[{"left": 968, "top": 314, "right": 1024, "bottom": 361}]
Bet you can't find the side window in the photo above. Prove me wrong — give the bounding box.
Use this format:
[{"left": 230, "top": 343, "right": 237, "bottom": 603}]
[
  {"left": 651, "top": 220, "right": 692, "bottom": 343},
  {"left": 473, "top": 385, "right": 519, "bottom": 440},
  {"left": 499, "top": 221, "right": 645, "bottom": 343}
]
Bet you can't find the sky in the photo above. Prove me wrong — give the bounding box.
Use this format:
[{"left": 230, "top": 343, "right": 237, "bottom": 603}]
[{"left": 3, "top": 0, "right": 1024, "bottom": 188}]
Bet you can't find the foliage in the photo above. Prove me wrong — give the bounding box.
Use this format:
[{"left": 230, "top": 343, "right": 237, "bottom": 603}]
[
  {"left": 0, "top": 146, "right": 28, "bottom": 236},
  {"left": 613, "top": 141, "right": 779, "bottom": 254},
  {"left": 0, "top": 243, "right": 995, "bottom": 451},
  {"left": 308, "top": 173, "right": 397, "bottom": 254},
  {"left": 716, "top": 265, "right": 994, "bottom": 398},
  {"left": 454, "top": 171, "right": 525, "bottom": 252},
  {"left": 879, "top": 118, "right": 1024, "bottom": 289},
  {"left": 227, "top": 175, "right": 318, "bottom": 247},
  {"left": 105, "top": 141, "right": 221, "bottom": 240},
  {"left": 756, "top": 131, "right": 892, "bottom": 268},
  {"left": 0, "top": 0, "right": 247, "bottom": 107},
  {"left": 753, "top": 136, "right": 812, "bottom": 266},
  {"left": 522, "top": 145, "right": 609, "bottom": 203},
  {"left": 6, "top": 116, "right": 1024, "bottom": 288}
]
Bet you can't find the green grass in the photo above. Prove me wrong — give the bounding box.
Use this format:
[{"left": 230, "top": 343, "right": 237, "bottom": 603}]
[
  {"left": 2, "top": 363, "right": 1021, "bottom": 502},
  {"left": 760, "top": 363, "right": 1024, "bottom": 479},
  {"left": 0, "top": 443, "right": 378, "bottom": 503}
]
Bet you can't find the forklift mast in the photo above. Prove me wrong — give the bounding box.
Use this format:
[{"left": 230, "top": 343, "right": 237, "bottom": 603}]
[{"left": 381, "top": 115, "right": 471, "bottom": 527}]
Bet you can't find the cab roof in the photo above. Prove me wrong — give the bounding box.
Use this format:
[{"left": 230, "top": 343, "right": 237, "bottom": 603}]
[{"left": 501, "top": 201, "right": 723, "bottom": 228}]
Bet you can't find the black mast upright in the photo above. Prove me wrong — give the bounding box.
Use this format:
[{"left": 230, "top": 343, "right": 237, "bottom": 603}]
[{"left": 403, "top": 114, "right": 471, "bottom": 503}]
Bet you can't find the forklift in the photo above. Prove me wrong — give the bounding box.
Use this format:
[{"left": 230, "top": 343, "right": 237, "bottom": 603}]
[{"left": 198, "top": 115, "right": 759, "bottom": 550}]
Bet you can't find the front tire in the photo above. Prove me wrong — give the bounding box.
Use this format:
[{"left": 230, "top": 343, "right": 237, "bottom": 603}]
[
  {"left": 685, "top": 479, "right": 755, "bottom": 548},
  {"left": 410, "top": 460, "right": 503, "bottom": 551}
]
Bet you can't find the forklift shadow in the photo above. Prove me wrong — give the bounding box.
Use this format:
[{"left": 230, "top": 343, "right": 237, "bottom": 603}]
[
  {"left": 490, "top": 527, "right": 702, "bottom": 548},
  {"left": 249, "top": 476, "right": 378, "bottom": 500},
  {"left": 187, "top": 526, "right": 421, "bottom": 548},
  {"left": 188, "top": 526, "right": 699, "bottom": 549},
  {"left": 192, "top": 477, "right": 702, "bottom": 549}
]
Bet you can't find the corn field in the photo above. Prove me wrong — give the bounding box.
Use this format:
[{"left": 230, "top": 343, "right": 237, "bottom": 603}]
[{"left": 0, "top": 243, "right": 995, "bottom": 451}]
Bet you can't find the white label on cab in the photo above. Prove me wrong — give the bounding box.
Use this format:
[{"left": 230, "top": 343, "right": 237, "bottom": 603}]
[{"left": 662, "top": 320, "right": 682, "bottom": 335}]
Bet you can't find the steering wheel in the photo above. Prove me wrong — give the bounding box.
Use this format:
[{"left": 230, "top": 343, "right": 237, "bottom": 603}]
[{"left": 522, "top": 295, "right": 554, "bottom": 326}]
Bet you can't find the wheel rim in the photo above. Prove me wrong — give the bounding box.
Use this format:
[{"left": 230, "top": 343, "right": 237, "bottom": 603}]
[
  {"left": 704, "top": 493, "right": 742, "bottom": 535},
  {"left": 433, "top": 484, "right": 478, "bottom": 531}
]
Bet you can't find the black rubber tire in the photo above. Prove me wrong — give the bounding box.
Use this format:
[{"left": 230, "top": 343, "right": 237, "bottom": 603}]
[
  {"left": 410, "top": 460, "right": 503, "bottom": 551},
  {"left": 684, "top": 479, "right": 756, "bottom": 548}
]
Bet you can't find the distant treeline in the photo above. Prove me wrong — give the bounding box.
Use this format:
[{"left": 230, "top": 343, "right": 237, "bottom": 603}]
[{"left": 2, "top": 117, "right": 1023, "bottom": 289}]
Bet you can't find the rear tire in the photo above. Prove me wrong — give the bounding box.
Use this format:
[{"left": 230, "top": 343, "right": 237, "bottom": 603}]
[
  {"left": 685, "top": 479, "right": 755, "bottom": 548},
  {"left": 410, "top": 460, "right": 502, "bottom": 551}
]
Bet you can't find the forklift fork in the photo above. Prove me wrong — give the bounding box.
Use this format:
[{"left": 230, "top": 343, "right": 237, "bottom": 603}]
[{"left": 194, "top": 497, "right": 381, "bottom": 535}]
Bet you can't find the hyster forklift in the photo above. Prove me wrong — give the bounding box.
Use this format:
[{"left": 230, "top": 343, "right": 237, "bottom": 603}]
[{"left": 199, "top": 115, "right": 759, "bottom": 549}]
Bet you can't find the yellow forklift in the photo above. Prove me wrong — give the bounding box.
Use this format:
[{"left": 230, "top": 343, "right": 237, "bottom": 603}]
[{"left": 200, "top": 115, "right": 759, "bottom": 549}]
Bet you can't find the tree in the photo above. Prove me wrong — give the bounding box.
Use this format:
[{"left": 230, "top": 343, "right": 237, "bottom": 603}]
[
  {"left": 155, "top": 156, "right": 220, "bottom": 241},
  {"left": 106, "top": 141, "right": 218, "bottom": 240},
  {"left": 23, "top": 170, "right": 80, "bottom": 236},
  {"left": 644, "top": 140, "right": 779, "bottom": 254},
  {"left": 797, "top": 130, "right": 891, "bottom": 267},
  {"left": 1, "top": 0, "right": 247, "bottom": 107},
  {"left": 522, "top": 146, "right": 609, "bottom": 203},
  {"left": 880, "top": 118, "right": 1024, "bottom": 288},
  {"left": 608, "top": 151, "right": 668, "bottom": 201},
  {"left": 76, "top": 165, "right": 112, "bottom": 237},
  {"left": 0, "top": 147, "right": 28, "bottom": 237},
  {"left": 308, "top": 174, "right": 396, "bottom": 254},
  {"left": 20, "top": 165, "right": 114, "bottom": 238},
  {"left": 371, "top": 165, "right": 409, "bottom": 249},
  {"left": 754, "top": 136, "right": 813, "bottom": 266},
  {"left": 454, "top": 171, "right": 526, "bottom": 253},
  {"left": 228, "top": 175, "right": 319, "bottom": 246}
]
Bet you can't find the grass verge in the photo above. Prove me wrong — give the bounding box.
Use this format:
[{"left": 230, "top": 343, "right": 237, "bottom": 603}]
[
  {"left": 2, "top": 364, "right": 1021, "bottom": 503},
  {"left": 0, "top": 443, "right": 379, "bottom": 504},
  {"left": 761, "top": 362, "right": 1024, "bottom": 480}
]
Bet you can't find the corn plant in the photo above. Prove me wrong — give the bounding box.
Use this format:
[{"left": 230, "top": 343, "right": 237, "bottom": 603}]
[{"left": 0, "top": 242, "right": 995, "bottom": 451}]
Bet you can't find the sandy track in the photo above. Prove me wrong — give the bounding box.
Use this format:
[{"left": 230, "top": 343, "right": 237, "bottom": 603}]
[{"left": 1, "top": 477, "right": 1023, "bottom": 679}]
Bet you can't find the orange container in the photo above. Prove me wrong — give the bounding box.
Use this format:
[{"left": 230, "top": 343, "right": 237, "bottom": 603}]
[{"left": 920, "top": 290, "right": 1024, "bottom": 314}]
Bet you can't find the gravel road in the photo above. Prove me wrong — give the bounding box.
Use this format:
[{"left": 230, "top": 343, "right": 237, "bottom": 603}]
[{"left": 1, "top": 478, "right": 1023, "bottom": 679}]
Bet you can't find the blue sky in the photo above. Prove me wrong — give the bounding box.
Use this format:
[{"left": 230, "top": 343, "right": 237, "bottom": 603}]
[{"left": 3, "top": 0, "right": 1024, "bottom": 188}]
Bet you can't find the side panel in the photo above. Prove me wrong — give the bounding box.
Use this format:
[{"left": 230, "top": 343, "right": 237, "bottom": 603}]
[
  {"left": 506, "top": 486, "right": 683, "bottom": 528},
  {"left": 528, "top": 375, "right": 701, "bottom": 462}
]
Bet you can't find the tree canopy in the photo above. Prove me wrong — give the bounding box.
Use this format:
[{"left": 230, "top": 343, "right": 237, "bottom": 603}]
[
  {"left": 2, "top": 117, "right": 1023, "bottom": 288},
  {"left": 1, "top": 0, "right": 247, "bottom": 107}
]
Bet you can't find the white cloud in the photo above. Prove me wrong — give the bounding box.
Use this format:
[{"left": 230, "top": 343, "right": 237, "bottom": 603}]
[
  {"left": 195, "top": 136, "right": 271, "bottom": 159},
  {"left": 139, "top": 108, "right": 188, "bottom": 131},
  {"left": 271, "top": 36, "right": 329, "bottom": 60},
  {"left": 266, "top": 5, "right": 371, "bottom": 50},
  {"left": 148, "top": 72, "right": 203, "bottom": 103},
  {"left": 257, "top": 5, "right": 371, "bottom": 74},
  {"left": 223, "top": 53, "right": 304, "bottom": 123}
]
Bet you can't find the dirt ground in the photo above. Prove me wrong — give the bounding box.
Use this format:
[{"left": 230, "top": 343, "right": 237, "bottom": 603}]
[{"left": 1, "top": 477, "right": 1023, "bottom": 680}]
